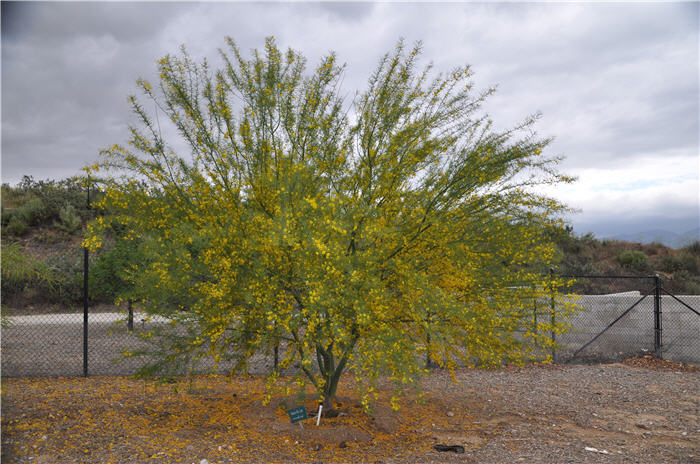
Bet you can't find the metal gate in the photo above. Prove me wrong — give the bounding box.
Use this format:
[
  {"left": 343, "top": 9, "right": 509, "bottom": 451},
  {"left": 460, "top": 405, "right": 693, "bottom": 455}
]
[{"left": 553, "top": 274, "right": 700, "bottom": 364}]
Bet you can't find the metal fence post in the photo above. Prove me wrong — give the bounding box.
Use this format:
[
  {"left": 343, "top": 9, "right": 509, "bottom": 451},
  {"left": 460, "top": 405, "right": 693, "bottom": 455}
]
[
  {"left": 83, "top": 180, "right": 90, "bottom": 377},
  {"left": 127, "top": 299, "right": 134, "bottom": 333},
  {"left": 549, "top": 268, "right": 556, "bottom": 362},
  {"left": 532, "top": 285, "right": 538, "bottom": 336},
  {"left": 425, "top": 311, "right": 434, "bottom": 369},
  {"left": 654, "top": 274, "right": 662, "bottom": 357}
]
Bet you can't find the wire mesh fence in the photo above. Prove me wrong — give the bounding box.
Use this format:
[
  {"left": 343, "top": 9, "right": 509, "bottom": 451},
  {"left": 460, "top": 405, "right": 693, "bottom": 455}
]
[
  {"left": 553, "top": 275, "right": 700, "bottom": 365},
  {"left": 656, "top": 290, "right": 700, "bottom": 365},
  {"left": 553, "top": 276, "right": 658, "bottom": 363},
  {"left": 2, "top": 312, "right": 145, "bottom": 377},
  {"left": 2, "top": 274, "right": 699, "bottom": 378},
  {"left": 0, "top": 310, "right": 282, "bottom": 378}
]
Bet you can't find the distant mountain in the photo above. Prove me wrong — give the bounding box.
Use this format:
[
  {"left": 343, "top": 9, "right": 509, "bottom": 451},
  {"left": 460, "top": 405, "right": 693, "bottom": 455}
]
[{"left": 610, "top": 228, "right": 699, "bottom": 249}]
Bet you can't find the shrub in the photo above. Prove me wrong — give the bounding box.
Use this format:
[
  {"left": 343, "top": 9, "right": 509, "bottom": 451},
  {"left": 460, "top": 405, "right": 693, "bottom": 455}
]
[
  {"left": 1, "top": 242, "right": 56, "bottom": 298},
  {"left": 661, "top": 254, "right": 698, "bottom": 274},
  {"left": 4, "top": 176, "right": 90, "bottom": 226},
  {"left": 617, "top": 250, "right": 649, "bottom": 273},
  {"left": 16, "top": 197, "right": 48, "bottom": 226},
  {"left": 54, "top": 203, "right": 82, "bottom": 235},
  {"left": 40, "top": 249, "right": 85, "bottom": 306},
  {"left": 682, "top": 240, "right": 700, "bottom": 256},
  {"left": 5, "top": 215, "right": 28, "bottom": 236}
]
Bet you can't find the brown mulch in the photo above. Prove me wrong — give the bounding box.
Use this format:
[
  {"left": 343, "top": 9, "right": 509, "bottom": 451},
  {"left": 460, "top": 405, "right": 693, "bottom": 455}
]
[
  {"left": 2, "top": 362, "right": 699, "bottom": 463},
  {"left": 621, "top": 354, "right": 699, "bottom": 372}
]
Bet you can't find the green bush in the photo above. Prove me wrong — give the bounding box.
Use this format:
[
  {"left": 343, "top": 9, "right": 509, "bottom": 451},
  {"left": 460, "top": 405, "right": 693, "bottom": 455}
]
[
  {"left": 5, "top": 215, "right": 29, "bottom": 236},
  {"left": 3, "top": 176, "right": 91, "bottom": 226},
  {"left": 56, "top": 252, "right": 85, "bottom": 305},
  {"left": 617, "top": 250, "right": 649, "bottom": 273},
  {"left": 54, "top": 203, "right": 82, "bottom": 235},
  {"left": 682, "top": 241, "right": 700, "bottom": 256},
  {"left": 17, "top": 197, "right": 47, "bottom": 225},
  {"left": 89, "top": 234, "right": 146, "bottom": 304},
  {"left": 662, "top": 254, "right": 698, "bottom": 274},
  {"left": 1, "top": 242, "right": 56, "bottom": 297}
]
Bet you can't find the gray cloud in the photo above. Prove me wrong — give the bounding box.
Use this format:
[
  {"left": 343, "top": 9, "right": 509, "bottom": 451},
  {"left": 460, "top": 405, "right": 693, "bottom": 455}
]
[{"left": 1, "top": 2, "right": 697, "bottom": 237}]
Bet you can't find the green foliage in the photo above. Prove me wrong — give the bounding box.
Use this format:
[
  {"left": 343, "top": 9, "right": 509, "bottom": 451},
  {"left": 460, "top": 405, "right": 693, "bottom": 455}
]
[
  {"left": 552, "top": 230, "right": 700, "bottom": 294},
  {"left": 54, "top": 203, "right": 82, "bottom": 235},
  {"left": 1, "top": 176, "right": 91, "bottom": 233},
  {"left": 5, "top": 215, "right": 29, "bottom": 236},
  {"left": 87, "top": 37, "right": 572, "bottom": 410},
  {"left": 0, "top": 177, "right": 99, "bottom": 308},
  {"left": 18, "top": 197, "right": 47, "bottom": 224},
  {"left": 682, "top": 240, "right": 700, "bottom": 256},
  {"left": 1, "top": 242, "right": 56, "bottom": 299},
  {"left": 617, "top": 250, "right": 649, "bottom": 273},
  {"left": 661, "top": 254, "right": 697, "bottom": 274},
  {"left": 89, "top": 230, "right": 145, "bottom": 303},
  {"left": 45, "top": 250, "right": 86, "bottom": 305},
  {"left": 2, "top": 197, "right": 46, "bottom": 236}
]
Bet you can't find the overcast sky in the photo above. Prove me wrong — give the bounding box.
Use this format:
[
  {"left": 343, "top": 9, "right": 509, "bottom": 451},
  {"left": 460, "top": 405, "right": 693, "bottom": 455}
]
[{"left": 2, "top": 1, "right": 698, "bottom": 238}]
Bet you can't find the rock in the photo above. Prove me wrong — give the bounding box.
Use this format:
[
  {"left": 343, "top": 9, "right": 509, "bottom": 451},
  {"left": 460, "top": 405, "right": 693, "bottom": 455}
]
[
  {"left": 585, "top": 447, "right": 609, "bottom": 454},
  {"left": 446, "top": 411, "right": 454, "bottom": 417},
  {"left": 434, "top": 444, "right": 465, "bottom": 453}
]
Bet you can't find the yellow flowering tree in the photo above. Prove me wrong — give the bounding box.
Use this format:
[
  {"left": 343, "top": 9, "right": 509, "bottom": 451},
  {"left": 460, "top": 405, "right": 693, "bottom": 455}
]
[{"left": 86, "top": 37, "right": 573, "bottom": 413}]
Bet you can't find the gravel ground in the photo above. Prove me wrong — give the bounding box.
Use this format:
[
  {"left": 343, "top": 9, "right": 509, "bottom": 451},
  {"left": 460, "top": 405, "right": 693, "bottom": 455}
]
[
  {"left": 410, "top": 360, "right": 699, "bottom": 463},
  {"left": 2, "top": 313, "right": 699, "bottom": 462},
  {"left": 2, "top": 358, "right": 698, "bottom": 463}
]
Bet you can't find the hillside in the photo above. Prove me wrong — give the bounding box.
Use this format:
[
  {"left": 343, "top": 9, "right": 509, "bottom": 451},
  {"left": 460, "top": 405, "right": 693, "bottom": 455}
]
[{"left": 553, "top": 228, "right": 700, "bottom": 294}]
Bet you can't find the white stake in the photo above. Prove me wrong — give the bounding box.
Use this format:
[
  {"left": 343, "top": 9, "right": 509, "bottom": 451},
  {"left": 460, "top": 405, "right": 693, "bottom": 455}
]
[{"left": 316, "top": 405, "right": 323, "bottom": 426}]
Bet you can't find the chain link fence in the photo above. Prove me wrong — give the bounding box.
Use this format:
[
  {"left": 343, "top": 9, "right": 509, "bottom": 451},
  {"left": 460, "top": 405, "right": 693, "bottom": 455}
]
[
  {"left": 554, "top": 275, "right": 700, "bottom": 364},
  {"left": 1, "top": 307, "right": 281, "bottom": 378},
  {"left": 2, "top": 274, "right": 699, "bottom": 377},
  {"left": 2, "top": 311, "right": 146, "bottom": 377}
]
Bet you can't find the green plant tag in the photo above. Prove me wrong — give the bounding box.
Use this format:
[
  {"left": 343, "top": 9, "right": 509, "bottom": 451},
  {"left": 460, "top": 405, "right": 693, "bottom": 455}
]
[{"left": 287, "top": 406, "right": 308, "bottom": 423}]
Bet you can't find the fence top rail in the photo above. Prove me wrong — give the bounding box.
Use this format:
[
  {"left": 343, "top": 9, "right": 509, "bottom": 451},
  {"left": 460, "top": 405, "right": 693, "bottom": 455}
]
[{"left": 557, "top": 274, "right": 658, "bottom": 280}]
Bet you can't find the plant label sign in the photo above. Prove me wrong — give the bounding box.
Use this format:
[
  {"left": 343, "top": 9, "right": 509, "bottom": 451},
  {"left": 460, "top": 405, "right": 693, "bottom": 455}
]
[{"left": 287, "top": 406, "right": 308, "bottom": 423}]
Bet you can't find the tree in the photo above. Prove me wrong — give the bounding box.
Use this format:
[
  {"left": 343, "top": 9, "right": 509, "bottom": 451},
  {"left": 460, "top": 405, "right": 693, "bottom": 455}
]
[
  {"left": 85, "top": 37, "right": 573, "bottom": 413},
  {"left": 89, "top": 220, "right": 148, "bottom": 331}
]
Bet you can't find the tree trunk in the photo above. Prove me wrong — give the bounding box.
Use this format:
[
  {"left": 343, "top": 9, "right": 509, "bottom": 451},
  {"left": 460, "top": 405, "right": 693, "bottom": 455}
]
[
  {"left": 317, "top": 345, "right": 346, "bottom": 417},
  {"left": 127, "top": 299, "right": 134, "bottom": 333}
]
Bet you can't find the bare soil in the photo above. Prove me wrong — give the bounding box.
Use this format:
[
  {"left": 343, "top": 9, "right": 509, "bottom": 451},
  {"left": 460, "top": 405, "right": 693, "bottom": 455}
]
[{"left": 2, "top": 357, "right": 698, "bottom": 463}]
